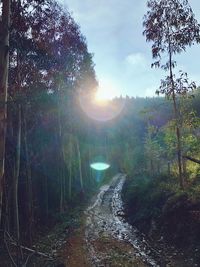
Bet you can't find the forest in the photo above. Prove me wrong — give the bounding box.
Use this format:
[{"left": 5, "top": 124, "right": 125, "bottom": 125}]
[{"left": 0, "top": 0, "right": 200, "bottom": 266}]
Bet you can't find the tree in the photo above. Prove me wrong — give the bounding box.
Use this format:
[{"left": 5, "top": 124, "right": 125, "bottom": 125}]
[
  {"left": 144, "top": 125, "right": 163, "bottom": 175},
  {"left": 0, "top": 0, "right": 11, "bottom": 226},
  {"left": 0, "top": 0, "right": 97, "bottom": 244},
  {"left": 143, "top": 0, "right": 200, "bottom": 188}
]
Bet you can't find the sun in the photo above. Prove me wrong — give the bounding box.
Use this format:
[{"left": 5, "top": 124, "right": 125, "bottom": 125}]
[
  {"left": 95, "top": 86, "right": 111, "bottom": 103},
  {"left": 95, "top": 82, "right": 119, "bottom": 104}
]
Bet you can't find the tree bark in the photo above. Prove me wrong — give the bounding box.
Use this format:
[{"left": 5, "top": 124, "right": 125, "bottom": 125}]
[
  {"left": 182, "top": 156, "right": 187, "bottom": 185},
  {"left": 23, "top": 107, "right": 33, "bottom": 245},
  {"left": 168, "top": 161, "right": 171, "bottom": 176},
  {"left": 68, "top": 135, "right": 72, "bottom": 201},
  {"left": 76, "top": 137, "right": 84, "bottom": 193},
  {"left": 168, "top": 40, "right": 183, "bottom": 189},
  {"left": 57, "top": 101, "right": 64, "bottom": 213},
  {"left": 0, "top": 0, "right": 11, "bottom": 226},
  {"left": 13, "top": 105, "right": 21, "bottom": 241}
]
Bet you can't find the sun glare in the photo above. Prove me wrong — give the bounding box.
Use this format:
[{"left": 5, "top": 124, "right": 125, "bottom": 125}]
[
  {"left": 95, "top": 87, "right": 111, "bottom": 103},
  {"left": 79, "top": 79, "right": 125, "bottom": 121},
  {"left": 95, "top": 81, "right": 120, "bottom": 103}
]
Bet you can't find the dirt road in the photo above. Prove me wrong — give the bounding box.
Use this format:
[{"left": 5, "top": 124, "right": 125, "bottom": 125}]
[
  {"left": 85, "top": 174, "right": 160, "bottom": 267},
  {"left": 62, "top": 174, "right": 196, "bottom": 267}
]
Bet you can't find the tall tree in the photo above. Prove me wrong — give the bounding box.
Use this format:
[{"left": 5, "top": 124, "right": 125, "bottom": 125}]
[
  {"left": 0, "top": 0, "right": 11, "bottom": 225},
  {"left": 143, "top": 0, "right": 200, "bottom": 188}
]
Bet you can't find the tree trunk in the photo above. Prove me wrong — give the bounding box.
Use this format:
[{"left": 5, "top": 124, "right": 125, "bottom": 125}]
[
  {"left": 168, "top": 43, "right": 183, "bottom": 189},
  {"left": 150, "top": 159, "right": 154, "bottom": 175},
  {"left": 12, "top": 41, "right": 22, "bottom": 242},
  {"left": 182, "top": 157, "right": 187, "bottom": 186},
  {"left": 168, "top": 161, "right": 171, "bottom": 176},
  {"left": 41, "top": 147, "right": 48, "bottom": 221},
  {"left": 176, "top": 126, "right": 183, "bottom": 188},
  {"left": 23, "top": 107, "right": 33, "bottom": 245},
  {"left": 57, "top": 103, "right": 64, "bottom": 213},
  {"left": 13, "top": 105, "right": 21, "bottom": 241},
  {"left": 0, "top": 0, "right": 11, "bottom": 226},
  {"left": 59, "top": 158, "right": 64, "bottom": 213},
  {"left": 68, "top": 135, "right": 72, "bottom": 201},
  {"left": 76, "top": 138, "right": 84, "bottom": 193},
  {"left": 44, "top": 166, "right": 49, "bottom": 219}
]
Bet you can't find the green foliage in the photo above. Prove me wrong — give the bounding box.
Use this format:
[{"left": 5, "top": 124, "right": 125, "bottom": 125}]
[
  {"left": 122, "top": 175, "right": 171, "bottom": 230},
  {"left": 143, "top": 0, "right": 200, "bottom": 70}
]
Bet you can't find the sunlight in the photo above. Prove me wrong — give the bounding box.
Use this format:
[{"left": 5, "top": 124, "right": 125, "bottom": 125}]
[
  {"left": 95, "top": 80, "right": 120, "bottom": 104},
  {"left": 95, "top": 86, "right": 112, "bottom": 103},
  {"left": 79, "top": 86, "right": 125, "bottom": 122}
]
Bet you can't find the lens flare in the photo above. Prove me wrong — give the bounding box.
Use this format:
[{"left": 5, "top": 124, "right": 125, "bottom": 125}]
[
  {"left": 79, "top": 93, "right": 125, "bottom": 122},
  {"left": 90, "top": 162, "right": 110, "bottom": 171},
  {"left": 95, "top": 84, "right": 117, "bottom": 102},
  {"left": 78, "top": 78, "right": 125, "bottom": 122}
]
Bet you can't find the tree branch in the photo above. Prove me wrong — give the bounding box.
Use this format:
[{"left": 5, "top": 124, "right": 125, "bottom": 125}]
[{"left": 183, "top": 155, "right": 200, "bottom": 165}]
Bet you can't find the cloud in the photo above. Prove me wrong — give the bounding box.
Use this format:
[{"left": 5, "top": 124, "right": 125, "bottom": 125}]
[{"left": 125, "top": 53, "right": 147, "bottom": 68}]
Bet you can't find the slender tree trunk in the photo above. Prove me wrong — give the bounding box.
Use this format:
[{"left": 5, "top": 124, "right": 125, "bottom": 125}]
[
  {"left": 57, "top": 102, "right": 64, "bottom": 213},
  {"left": 41, "top": 145, "right": 48, "bottom": 220},
  {"left": 6, "top": 113, "right": 14, "bottom": 234},
  {"left": 12, "top": 43, "right": 23, "bottom": 242},
  {"left": 168, "top": 161, "right": 171, "bottom": 176},
  {"left": 0, "top": 0, "right": 10, "bottom": 226},
  {"left": 150, "top": 159, "right": 154, "bottom": 175},
  {"left": 59, "top": 158, "right": 64, "bottom": 213},
  {"left": 88, "top": 146, "right": 92, "bottom": 185},
  {"left": 176, "top": 125, "right": 183, "bottom": 188},
  {"left": 62, "top": 151, "right": 66, "bottom": 207},
  {"left": 13, "top": 105, "right": 21, "bottom": 241},
  {"left": 76, "top": 138, "right": 84, "bottom": 193},
  {"left": 43, "top": 163, "right": 48, "bottom": 219},
  {"left": 68, "top": 135, "right": 72, "bottom": 201},
  {"left": 23, "top": 107, "right": 33, "bottom": 245},
  {"left": 182, "top": 157, "right": 187, "bottom": 186},
  {"left": 157, "top": 162, "right": 160, "bottom": 174},
  {"left": 169, "top": 45, "right": 183, "bottom": 189}
]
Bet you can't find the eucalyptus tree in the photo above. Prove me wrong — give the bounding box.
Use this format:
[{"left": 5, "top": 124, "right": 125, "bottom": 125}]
[
  {"left": 0, "top": 0, "right": 11, "bottom": 226},
  {"left": 1, "top": 0, "right": 97, "bottom": 246},
  {"left": 143, "top": 0, "right": 200, "bottom": 188},
  {"left": 7, "top": 0, "right": 51, "bottom": 242}
]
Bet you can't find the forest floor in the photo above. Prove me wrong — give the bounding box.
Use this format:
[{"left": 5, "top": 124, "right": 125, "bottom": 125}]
[{"left": 59, "top": 173, "right": 198, "bottom": 267}]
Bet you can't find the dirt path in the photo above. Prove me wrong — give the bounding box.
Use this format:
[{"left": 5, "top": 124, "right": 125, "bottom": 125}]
[
  {"left": 84, "top": 174, "right": 161, "bottom": 267},
  {"left": 61, "top": 174, "right": 152, "bottom": 266},
  {"left": 61, "top": 174, "right": 196, "bottom": 267}
]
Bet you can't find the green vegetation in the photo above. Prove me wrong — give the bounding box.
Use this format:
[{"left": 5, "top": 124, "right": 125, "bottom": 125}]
[{"left": 121, "top": 0, "right": 200, "bottom": 260}]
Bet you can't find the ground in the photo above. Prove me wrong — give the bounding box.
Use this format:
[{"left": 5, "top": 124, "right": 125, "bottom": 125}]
[
  {"left": 58, "top": 174, "right": 198, "bottom": 267},
  {"left": 61, "top": 223, "right": 90, "bottom": 267},
  {"left": 59, "top": 174, "right": 152, "bottom": 267}
]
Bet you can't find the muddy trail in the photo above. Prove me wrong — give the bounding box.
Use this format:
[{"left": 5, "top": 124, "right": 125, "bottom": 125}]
[{"left": 83, "top": 174, "right": 196, "bottom": 267}]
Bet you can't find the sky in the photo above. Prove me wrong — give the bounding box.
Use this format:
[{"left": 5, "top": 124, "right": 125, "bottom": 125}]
[{"left": 59, "top": 0, "right": 200, "bottom": 97}]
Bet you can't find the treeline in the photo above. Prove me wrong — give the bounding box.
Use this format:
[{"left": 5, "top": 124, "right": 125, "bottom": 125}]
[{"left": 106, "top": 92, "right": 200, "bottom": 180}]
